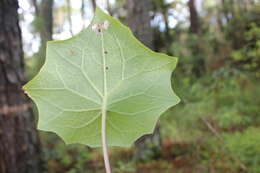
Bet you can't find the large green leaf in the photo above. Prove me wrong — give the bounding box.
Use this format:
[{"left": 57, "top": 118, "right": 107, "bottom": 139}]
[{"left": 23, "top": 8, "right": 180, "bottom": 147}]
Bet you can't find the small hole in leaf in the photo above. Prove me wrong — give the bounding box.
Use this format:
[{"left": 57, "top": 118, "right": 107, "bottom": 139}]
[
  {"left": 106, "top": 66, "right": 109, "bottom": 70},
  {"left": 69, "top": 50, "right": 75, "bottom": 55},
  {"left": 104, "top": 51, "right": 108, "bottom": 54}
]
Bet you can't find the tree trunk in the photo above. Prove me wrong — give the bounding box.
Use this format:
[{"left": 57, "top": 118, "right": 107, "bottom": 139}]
[
  {"left": 81, "top": 0, "right": 86, "bottom": 28},
  {"left": 125, "top": 0, "right": 161, "bottom": 161},
  {"left": 91, "top": 0, "right": 96, "bottom": 11},
  {"left": 106, "top": 0, "right": 112, "bottom": 15},
  {"left": 0, "top": 1, "right": 44, "bottom": 173},
  {"left": 160, "top": 2, "right": 172, "bottom": 55},
  {"left": 221, "top": 0, "right": 231, "bottom": 23},
  {"left": 32, "top": 0, "right": 53, "bottom": 71},
  {"left": 188, "top": 0, "right": 200, "bottom": 34},
  {"left": 66, "top": 0, "right": 73, "bottom": 36},
  {"left": 39, "top": 0, "right": 53, "bottom": 47}
]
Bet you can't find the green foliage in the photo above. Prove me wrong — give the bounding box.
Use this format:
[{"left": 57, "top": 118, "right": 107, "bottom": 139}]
[
  {"left": 171, "top": 33, "right": 207, "bottom": 77},
  {"left": 31, "top": 16, "right": 45, "bottom": 34},
  {"left": 24, "top": 8, "right": 179, "bottom": 147},
  {"left": 41, "top": 132, "right": 100, "bottom": 173},
  {"left": 161, "top": 66, "right": 260, "bottom": 172},
  {"left": 231, "top": 22, "right": 260, "bottom": 75},
  {"left": 168, "top": 1, "right": 260, "bottom": 78},
  {"left": 224, "top": 127, "right": 260, "bottom": 173},
  {"left": 224, "top": 3, "right": 260, "bottom": 76}
]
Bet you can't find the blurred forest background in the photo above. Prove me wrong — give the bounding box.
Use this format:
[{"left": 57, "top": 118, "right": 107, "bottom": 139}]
[{"left": 0, "top": 0, "right": 260, "bottom": 173}]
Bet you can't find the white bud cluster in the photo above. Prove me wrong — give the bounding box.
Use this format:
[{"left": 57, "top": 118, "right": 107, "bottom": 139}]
[{"left": 92, "top": 20, "right": 110, "bottom": 34}]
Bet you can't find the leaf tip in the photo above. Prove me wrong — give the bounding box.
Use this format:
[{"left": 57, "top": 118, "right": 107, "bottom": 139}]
[
  {"left": 176, "top": 96, "right": 181, "bottom": 105},
  {"left": 22, "top": 85, "right": 28, "bottom": 94},
  {"left": 95, "top": 6, "right": 105, "bottom": 15}
]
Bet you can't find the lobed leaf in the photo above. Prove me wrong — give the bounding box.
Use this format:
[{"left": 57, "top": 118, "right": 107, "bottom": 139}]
[{"left": 23, "top": 7, "right": 180, "bottom": 147}]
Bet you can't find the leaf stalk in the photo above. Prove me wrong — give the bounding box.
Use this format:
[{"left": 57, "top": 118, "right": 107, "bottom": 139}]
[
  {"left": 101, "top": 30, "right": 112, "bottom": 173},
  {"left": 101, "top": 101, "right": 111, "bottom": 173}
]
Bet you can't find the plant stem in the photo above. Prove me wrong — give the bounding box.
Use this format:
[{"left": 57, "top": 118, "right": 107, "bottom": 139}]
[
  {"left": 101, "top": 102, "right": 111, "bottom": 173},
  {"left": 101, "top": 30, "right": 111, "bottom": 173}
]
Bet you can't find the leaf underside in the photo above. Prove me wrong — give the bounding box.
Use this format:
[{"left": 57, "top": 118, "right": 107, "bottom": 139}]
[{"left": 23, "top": 8, "right": 180, "bottom": 147}]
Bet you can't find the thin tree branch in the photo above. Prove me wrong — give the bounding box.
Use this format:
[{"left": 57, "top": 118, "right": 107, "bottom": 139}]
[
  {"left": 200, "top": 117, "right": 248, "bottom": 172},
  {"left": 31, "top": 0, "right": 39, "bottom": 16},
  {"left": 106, "top": 0, "right": 112, "bottom": 15},
  {"left": 81, "top": 0, "right": 85, "bottom": 28},
  {"left": 91, "top": 0, "right": 96, "bottom": 13},
  {"left": 66, "top": 0, "right": 73, "bottom": 36}
]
